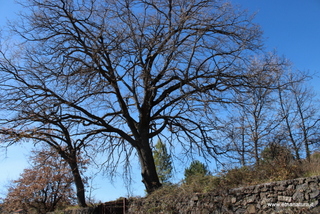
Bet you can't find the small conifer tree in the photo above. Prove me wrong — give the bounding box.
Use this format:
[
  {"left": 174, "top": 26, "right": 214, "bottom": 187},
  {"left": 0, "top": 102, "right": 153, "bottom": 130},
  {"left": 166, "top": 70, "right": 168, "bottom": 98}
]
[
  {"left": 184, "top": 160, "right": 209, "bottom": 184},
  {"left": 153, "top": 139, "right": 173, "bottom": 184}
]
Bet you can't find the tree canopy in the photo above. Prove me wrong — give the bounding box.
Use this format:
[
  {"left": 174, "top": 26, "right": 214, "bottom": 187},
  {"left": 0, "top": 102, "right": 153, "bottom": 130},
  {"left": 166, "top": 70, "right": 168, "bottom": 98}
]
[
  {"left": 0, "top": 0, "right": 266, "bottom": 194},
  {"left": 1, "top": 147, "right": 76, "bottom": 213}
]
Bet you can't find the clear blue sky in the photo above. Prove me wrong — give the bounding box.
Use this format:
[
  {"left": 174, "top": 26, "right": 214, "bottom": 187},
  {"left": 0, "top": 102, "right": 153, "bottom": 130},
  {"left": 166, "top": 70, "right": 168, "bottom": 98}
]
[
  {"left": 0, "top": 0, "right": 320, "bottom": 203},
  {"left": 232, "top": 0, "right": 320, "bottom": 84}
]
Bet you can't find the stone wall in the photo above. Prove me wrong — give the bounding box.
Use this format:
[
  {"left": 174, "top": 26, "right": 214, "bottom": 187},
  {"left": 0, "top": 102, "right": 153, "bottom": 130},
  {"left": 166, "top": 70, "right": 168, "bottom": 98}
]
[
  {"left": 128, "top": 176, "right": 320, "bottom": 214},
  {"left": 48, "top": 176, "right": 320, "bottom": 214}
]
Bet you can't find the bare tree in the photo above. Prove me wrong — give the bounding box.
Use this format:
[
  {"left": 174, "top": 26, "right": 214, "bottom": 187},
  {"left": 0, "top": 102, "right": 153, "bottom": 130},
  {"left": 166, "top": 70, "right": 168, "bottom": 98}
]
[
  {"left": 225, "top": 54, "right": 287, "bottom": 165},
  {"left": 0, "top": 101, "right": 92, "bottom": 207},
  {"left": 224, "top": 112, "right": 251, "bottom": 166},
  {"left": 277, "top": 73, "right": 320, "bottom": 162},
  {"left": 0, "top": 0, "right": 262, "bottom": 193},
  {"left": 277, "top": 77, "right": 302, "bottom": 160}
]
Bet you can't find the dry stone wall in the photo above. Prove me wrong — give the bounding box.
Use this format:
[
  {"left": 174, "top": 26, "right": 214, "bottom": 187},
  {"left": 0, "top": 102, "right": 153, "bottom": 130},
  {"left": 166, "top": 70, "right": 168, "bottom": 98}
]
[
  {"left": 48, "top": 176, "right": 320, "bottom": 214},
  {"left": 128, "top": 175, "right": 320, "bottom": 214}
]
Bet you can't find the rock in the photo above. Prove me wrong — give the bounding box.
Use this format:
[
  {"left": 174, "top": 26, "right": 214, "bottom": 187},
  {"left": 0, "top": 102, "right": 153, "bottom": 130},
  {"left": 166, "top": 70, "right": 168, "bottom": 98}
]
[
  {"left": 309, "top": 189, "right": 320, "bottom": 199},
  {"left": 246, "top": 204, "right": 256, "bottom": 214},
  {"left": 261, "top": 184, "right": 271, "bottom": 192},
  {"left": 296, "top": 183, "right": 308, "bottom": 192},
  {"left": 277, "top": 195, "right": 292, "bottom": 202},
  {"left": 191, "top": 195, "right": 199, "bottom": 201},
  {"left": 231, "top": 197, "right": 237, "bottom": 204},
  {"left": 293, "top": 191, "right": 305, "bottom": 202},
  {"left": 274, "top": 184, "right": 287, "bottom": 191}
]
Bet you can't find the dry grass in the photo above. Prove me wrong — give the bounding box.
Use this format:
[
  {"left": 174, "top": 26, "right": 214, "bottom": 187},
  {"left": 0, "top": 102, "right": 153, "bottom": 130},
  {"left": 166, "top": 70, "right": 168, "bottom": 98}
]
[{"left": 301, "top": 152, "right": 320, "bottom": 177}]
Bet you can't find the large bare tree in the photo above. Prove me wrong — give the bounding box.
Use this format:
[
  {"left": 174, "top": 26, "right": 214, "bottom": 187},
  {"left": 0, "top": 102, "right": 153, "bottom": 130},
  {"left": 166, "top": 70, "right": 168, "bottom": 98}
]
[{"left": 0, "top": 0, "right": 262, "bottom": 193}]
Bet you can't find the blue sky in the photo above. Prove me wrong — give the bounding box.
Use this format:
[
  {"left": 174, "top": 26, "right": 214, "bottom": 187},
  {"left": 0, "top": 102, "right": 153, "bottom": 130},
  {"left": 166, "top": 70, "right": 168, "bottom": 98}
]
[
  {"left": 0, "top": 0, "right": 320, "bottom": 203},
  {"left": 232, "top": 0, "right": 320, "bottom": 83}
]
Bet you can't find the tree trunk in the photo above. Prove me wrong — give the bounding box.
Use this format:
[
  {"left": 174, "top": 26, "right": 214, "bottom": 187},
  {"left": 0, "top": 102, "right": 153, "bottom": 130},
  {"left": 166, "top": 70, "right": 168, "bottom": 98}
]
[
  {"left": 304, "top": 140, "right": 311, "bottom": 162},
  {"left": 59, "top": 150, "right": 87, "bottom": 207},
  {"left": 253, "top": 138, "right": 260, "bottom": 165},
  {"left": 68, "top": 160, "right": 87, "bottom": 207},
  {"left": 136, "top": 141, "right": 162, "bottom": 194}
]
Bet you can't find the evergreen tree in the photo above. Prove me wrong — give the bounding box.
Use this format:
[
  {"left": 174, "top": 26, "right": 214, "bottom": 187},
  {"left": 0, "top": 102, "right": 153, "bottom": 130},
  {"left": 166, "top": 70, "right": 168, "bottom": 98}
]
[
  {"left": 153, "top": 139, "right": 173, "bottom": 184},
  {"left": 184, "top": 160, "right": 209, "bottom": 184}
]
